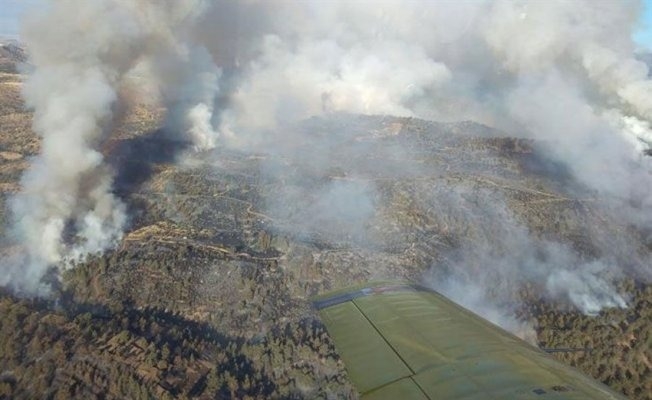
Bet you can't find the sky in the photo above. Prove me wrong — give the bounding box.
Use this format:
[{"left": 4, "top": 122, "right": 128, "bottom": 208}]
[
  {"left": 1, "top": 0, "right": 652, "bottom": 48},
  {"left": 0, "top": 0, "right": 44, "bottom": 40},
  {"left": 635, "top": 0, "right": 652, "bottom": 50}
]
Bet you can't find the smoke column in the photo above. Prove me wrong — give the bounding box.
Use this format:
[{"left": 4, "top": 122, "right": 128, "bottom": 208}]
[{"left": 3, "top": 0, "right": 220, "bottom": 294}]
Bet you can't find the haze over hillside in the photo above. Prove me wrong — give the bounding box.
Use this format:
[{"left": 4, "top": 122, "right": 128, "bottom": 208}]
[{"left": 0, "top": 1, "right": 652, "bottom": 399}]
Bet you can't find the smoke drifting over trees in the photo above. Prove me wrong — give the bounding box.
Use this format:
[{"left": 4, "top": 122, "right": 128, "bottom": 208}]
[
  {"left": 3, "top": 0, "right": 652, "bottom": 326},
  {"left": 3, "top": 1, "right": 220, "bottom": 293}
]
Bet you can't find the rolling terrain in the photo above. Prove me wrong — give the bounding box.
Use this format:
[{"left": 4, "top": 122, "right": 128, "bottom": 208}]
[{"left": 0, "top": 45, "right": 651, "bottom": 400}]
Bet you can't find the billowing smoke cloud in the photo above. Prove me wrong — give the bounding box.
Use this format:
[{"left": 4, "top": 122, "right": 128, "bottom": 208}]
[
  {"left": 5, "top": 0, "right": 652, "bottom": 330},
  {"left": 195, "top": 0, "right": 651, "bottom": 328},
  {"left": 212, "top": 0, "right": 652, "bottom": 196},
  {"left": 3, "top": 0, "right": 221, "bottom": 294}
]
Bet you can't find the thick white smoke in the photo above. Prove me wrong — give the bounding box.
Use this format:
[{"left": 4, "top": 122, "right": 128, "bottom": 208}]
[
  {"left": 211, "top": 0, "right": 652, "bottom": 187},
  {"left": 197, "top": 0, "right": 652, "bottom": 322},
  {"left": 6, "top": 0, "right": 652, "bottom": 320},
  {"left": 4, "top": 0, "right": 221, "bottom": 294}
]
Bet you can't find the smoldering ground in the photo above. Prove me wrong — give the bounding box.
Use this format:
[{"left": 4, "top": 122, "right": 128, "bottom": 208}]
[{"left": 3, "top": 0, "right": 652, "bottom": 339}]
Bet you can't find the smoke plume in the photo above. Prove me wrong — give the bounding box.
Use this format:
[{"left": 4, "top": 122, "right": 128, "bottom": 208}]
[
  {"left": 204, "top": 1, "right": 652, "bottom": 318},
  {"left": 5, "top": 0, "right": 652, "bottom": 333},
  {"left": 3, "top": 0, "right": 221, "bottom": 294}
]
